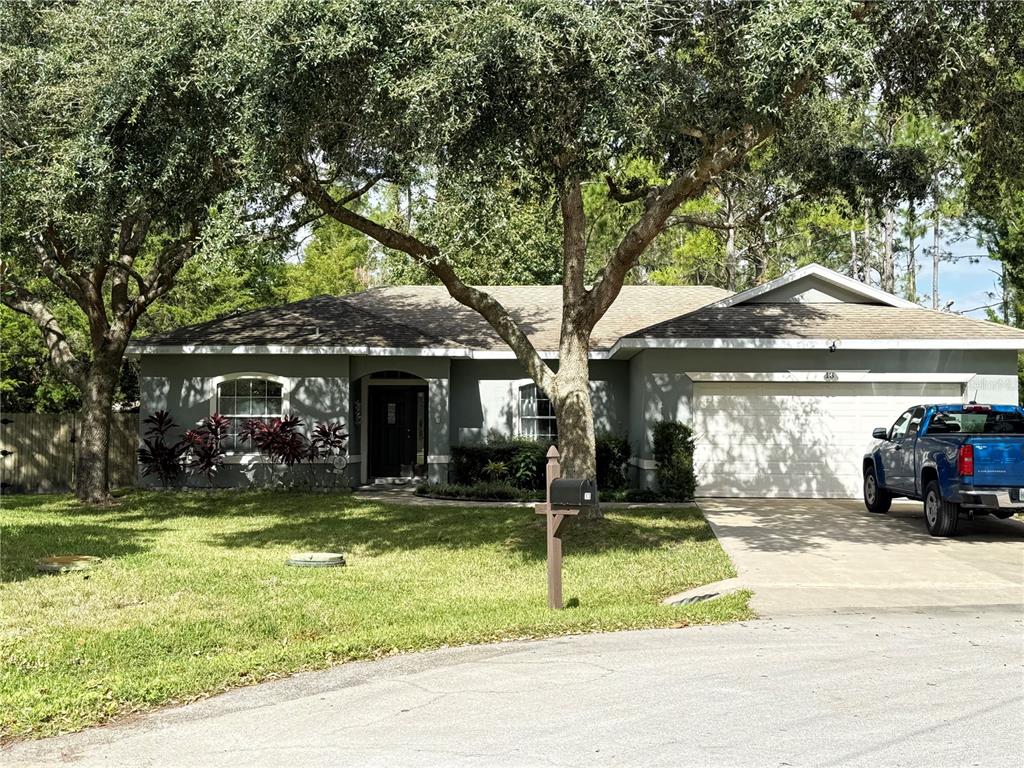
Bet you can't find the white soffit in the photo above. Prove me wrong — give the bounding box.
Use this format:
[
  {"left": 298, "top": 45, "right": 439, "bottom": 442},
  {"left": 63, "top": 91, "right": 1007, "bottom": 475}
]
[{"left": 684, "top": 371, "right": 975, "bottom": 384}]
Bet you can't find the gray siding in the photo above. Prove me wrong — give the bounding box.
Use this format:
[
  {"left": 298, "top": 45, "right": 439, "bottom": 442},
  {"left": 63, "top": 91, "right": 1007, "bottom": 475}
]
[
  {"left": 448, "top": 359, "right": 630, "bottom": 444},
  {"left": 139, "top": 354, "right": 351, "bottom": 487},
  {"left": 138, "top": 346, "right": 1019, "bottom": 494}
]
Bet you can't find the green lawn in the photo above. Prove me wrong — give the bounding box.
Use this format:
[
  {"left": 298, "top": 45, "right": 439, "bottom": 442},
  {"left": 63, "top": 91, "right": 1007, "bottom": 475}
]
[{"left": 0, "top": 491, "right": 750, "bottom": 741}]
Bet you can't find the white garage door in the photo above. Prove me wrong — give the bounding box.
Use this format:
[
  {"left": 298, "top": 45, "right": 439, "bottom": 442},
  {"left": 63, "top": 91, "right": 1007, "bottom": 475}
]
[{"left": 692, "top": 381, "right": 963, "bottom": 498}]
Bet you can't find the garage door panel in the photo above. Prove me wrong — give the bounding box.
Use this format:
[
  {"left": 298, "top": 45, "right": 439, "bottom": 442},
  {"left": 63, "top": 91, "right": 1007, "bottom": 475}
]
[{"left": 693, "top": 381, "right": 962, "bottom": 498}]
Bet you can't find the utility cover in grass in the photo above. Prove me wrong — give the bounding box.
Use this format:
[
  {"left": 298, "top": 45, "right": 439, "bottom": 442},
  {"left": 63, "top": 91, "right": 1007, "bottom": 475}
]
[
  {"left": 286, "top": 552, "right": 346, "bottom": 568},
  {"left": 35, "top": 555, "right": 101, "bottom": 573}
]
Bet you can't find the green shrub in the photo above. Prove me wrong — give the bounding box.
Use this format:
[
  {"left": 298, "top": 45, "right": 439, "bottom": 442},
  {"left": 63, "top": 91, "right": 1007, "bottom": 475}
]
[
  {"left": 450, "top": 441, "right": 547, "bottom": 488},
  {"left": 595, "top": 434, "right": 630, "bottom": 490},
  {"left": 482, "top": 460, "right": 509, "bottom": 481},
  {"left": 624, "top": 488, "right": 662, "bottom": 503},
  {"left": 652, "top": 421, "right": 697, "bottom": 501},
  {"left": 414, "top": 481, "right": 542, "bottom": 502},
  {"left": 451, "top": 436, "right": 632, "bottom": 490},
  {"left": 511, "top": 443, "right": 545, "bottom": 488}
]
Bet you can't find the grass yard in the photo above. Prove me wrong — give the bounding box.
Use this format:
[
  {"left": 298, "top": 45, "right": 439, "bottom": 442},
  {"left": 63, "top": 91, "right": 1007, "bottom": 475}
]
[{"left": 0, "top": 491, "right": 750, "bottom": 741}]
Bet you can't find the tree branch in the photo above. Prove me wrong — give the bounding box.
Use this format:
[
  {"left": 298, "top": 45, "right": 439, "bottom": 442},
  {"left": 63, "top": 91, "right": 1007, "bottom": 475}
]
[
  {"left": 585, "top": 66, "right": 814, "bottom": 326},
  {"left": 667, "top": 213, "right": 730, "bottom": 231},
  {"left": 294, "top": 171, "right": 555, "bottom": 390},
  {"left": 35, "top": 236, "right": 86, "bottom": 307},
  {"left": 124, "top": 232, "right": 196, "bottom": 330},
  {"left": 586, "top": 139, "right": 741, "bottom": 325},
  {"left": 605, "top": 175, "right": 657, "bottom": 205},
  {"left": 0, "top": 275, "right": 86, "bottom": 387},
  {"left": 111, "top": 213, "right": 153, "bottom": 313},
  {"left": 339, "top": 173, "right": 384, "bottom": 205}
]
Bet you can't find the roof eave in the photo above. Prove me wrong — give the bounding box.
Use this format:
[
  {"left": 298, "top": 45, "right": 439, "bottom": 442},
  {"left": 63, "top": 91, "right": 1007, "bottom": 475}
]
[
  {"left": 608, "top": 337, "right": 1024, "bottom": 357},
  {"left": 126, "top": 344, "right": 615, "bottom": 360}
]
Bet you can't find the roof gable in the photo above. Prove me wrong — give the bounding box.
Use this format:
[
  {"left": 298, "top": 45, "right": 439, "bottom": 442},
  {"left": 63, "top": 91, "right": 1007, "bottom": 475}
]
[{"left": 712, "top": 263, "right": 918, "bottom": 309}]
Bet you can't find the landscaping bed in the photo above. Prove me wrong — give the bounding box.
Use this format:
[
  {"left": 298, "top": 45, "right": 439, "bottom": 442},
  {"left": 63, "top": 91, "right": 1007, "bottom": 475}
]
[
  {"left": 0, "top": 491, "right": 749, "bottom": 741},
  {"left": 414, "top": 483, "right": 692, "bottom": 504}
]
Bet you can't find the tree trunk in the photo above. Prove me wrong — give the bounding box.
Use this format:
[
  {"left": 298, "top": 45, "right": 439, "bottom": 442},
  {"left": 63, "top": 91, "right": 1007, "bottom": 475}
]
[
  {"left": 881, "top": 208, "right": 895, "bottom": 294},
  {"left": 849, "top": 226, "right": 859, "bottom": 282},
  {"left": 723, "top": 193, "right": 737, "bottom": 291},
  {"left": 932, "top": 203, "right": 941, "bottom": 310},
  {"left": 862, "top": 207, "right": 872, "bottom": 285},
  {"left": 724, "top": 221, "right": 737, "bottom": 291},
  {"left": 1002, "top": 260, "right": 1010, "bottom": 324},
  {"left": 906, "top": 202, "right": 917, "bottom": 302},
  {"left": 552, "top": 333, "right": 599, "bottom": 519},
  {"left": 74, "top": 349, "right": 122, "bottom": 503}
]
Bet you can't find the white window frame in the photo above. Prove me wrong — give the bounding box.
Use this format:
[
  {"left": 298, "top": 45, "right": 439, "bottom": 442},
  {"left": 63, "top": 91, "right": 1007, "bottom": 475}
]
[
  {"left": 209, "top": 372, "right": 292, "bottom": 462},
  {"left": 518, "top": 382, "right": 557, "bottom": 441}
]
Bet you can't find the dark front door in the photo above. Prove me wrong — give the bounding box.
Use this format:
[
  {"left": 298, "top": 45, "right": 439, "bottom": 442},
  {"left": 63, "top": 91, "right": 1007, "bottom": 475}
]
[{"left": 368, "top": 386, "right": 427, "bottom": 478}]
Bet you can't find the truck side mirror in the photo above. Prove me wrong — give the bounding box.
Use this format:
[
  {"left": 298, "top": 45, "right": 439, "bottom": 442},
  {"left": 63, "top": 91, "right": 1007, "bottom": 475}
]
[{"left": 872, "top": 427, "right": 889, "bottom": 440}]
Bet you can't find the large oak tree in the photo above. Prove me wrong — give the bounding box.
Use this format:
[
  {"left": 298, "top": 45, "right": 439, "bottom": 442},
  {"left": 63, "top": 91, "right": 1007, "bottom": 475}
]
[
  {"left": 244, "top": 0, "right": 1020, "bottom": 489},
  {"left": 0, "top": 0, "right": 262, "bottom": 502}
]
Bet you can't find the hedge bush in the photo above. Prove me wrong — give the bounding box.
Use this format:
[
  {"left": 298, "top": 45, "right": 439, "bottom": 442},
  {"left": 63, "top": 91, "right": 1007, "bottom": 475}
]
[
  {"left": 450, "top": 435, "right": 631, "bottom": 490},
  {"left": 595, "top": 435, "right": 630, "bottom": 491},
  {"left": 652, "top": 421, "right": 697, "bottom": 501},
  {"left": 450, "top": 440, "right": 547, "bottom": 488},
  {"left": 414, "top": 481, "right": 542, "bottom": 502}
]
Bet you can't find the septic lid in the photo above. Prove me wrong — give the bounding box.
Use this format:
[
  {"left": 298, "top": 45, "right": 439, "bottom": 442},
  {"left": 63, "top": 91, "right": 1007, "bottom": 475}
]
[
  {"left": 286, "top": 552, "right": 346, "bottom": 568},
  {"left": 35, "top": 555, "right": 101, "bottom": 573}
]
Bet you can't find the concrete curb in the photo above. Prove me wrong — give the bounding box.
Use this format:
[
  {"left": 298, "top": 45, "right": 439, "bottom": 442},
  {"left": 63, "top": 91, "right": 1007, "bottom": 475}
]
[{"left": 661, "top": 577, "right": 745, "bottom": 606}]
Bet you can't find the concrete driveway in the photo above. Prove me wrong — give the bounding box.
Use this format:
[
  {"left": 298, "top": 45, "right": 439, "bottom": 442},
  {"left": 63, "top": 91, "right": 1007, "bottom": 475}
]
[{"left": 699, "top": 498, "right": 1024, "bottom": 617}]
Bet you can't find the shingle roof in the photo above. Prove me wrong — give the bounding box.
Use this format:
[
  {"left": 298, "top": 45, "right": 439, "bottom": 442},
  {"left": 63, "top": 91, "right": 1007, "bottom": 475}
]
[
  {"left": 140, "top": 295, "right": 458, "bottom": 348},
  {"left": 340, "top": 285, "right": 730, "bottom": 351},
  {"left": 138, "top": 283, "right": 1024, "bottom": 352},
  {"left": 626, "top": 302, "right": 1024, "bottom": 340},
  {"left": 139, "top": 285, "right": 731, "bottom": 351}
]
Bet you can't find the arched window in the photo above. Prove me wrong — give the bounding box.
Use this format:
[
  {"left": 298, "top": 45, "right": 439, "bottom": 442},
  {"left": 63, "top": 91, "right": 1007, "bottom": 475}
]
[
  {"left": 215, "top": 376, "right": 286, "bottom": 452},
  {"left": 519, "top": 383, "right": 557, "bottom": 440}
]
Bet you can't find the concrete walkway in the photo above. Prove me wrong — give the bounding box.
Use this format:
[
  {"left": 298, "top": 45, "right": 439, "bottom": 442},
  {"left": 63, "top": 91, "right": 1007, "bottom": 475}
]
[
  {"left": 5, "top": 610, "right": 1022, "bottom": 767},
  {"left": 699, "top": 498, "right": 1024, "bottom": 616}
]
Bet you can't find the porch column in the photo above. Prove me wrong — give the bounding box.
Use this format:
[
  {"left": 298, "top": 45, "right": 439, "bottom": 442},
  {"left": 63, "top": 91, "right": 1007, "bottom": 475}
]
[{"left": 427, "top": 368, "right": 450, "bottom": 484}]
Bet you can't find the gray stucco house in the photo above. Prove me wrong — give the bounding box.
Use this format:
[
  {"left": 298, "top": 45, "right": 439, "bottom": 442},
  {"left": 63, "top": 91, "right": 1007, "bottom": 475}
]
[{"left": 128, "top": 264, "right": 1024, "bottom": 498}]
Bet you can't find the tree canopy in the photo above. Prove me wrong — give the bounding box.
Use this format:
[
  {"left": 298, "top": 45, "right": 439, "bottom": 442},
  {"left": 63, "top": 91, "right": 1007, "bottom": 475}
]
[
  {"left": 0, "top": 0, "right": 267, "bottom": 499},
  {"left": 233, "top": 0, "right": 1024, "bottom": 484}
]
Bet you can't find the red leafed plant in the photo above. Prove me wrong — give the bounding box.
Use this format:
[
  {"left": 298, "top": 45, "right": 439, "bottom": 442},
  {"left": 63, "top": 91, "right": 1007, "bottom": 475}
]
[
  {"left": 309, "top": 421, "right": 349, "bottom": 460},
  {"left": 240, "top": 415, "right": 308, "bottom": 466},
  {"left": 137, "top": 410, "right": 186, "bottom": 487},
  {"left": 182, "top": 413, "right": 230, "bottom": 485}
]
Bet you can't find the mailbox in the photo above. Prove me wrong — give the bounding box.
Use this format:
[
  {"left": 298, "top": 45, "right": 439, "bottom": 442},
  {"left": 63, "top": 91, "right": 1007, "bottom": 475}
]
[{"left": 550, "top": 478, "right": 598, "bottom": 508}]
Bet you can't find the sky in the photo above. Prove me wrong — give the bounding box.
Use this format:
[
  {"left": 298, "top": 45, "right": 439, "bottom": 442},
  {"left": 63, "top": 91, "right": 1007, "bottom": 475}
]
[{"left": 913, "top": 230, "right": 1004, "bottom": 320}]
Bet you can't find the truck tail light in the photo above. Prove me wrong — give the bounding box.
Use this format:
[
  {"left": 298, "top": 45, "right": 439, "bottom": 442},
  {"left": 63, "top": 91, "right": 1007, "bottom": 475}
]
[{"left": 958, "top": 444, "right": 974, "bottom": 477}]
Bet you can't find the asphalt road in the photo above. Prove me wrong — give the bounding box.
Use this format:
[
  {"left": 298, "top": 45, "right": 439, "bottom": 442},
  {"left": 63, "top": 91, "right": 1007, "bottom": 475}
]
[{"left": 6, "top": 608, "right": 1023, "bottom": 768}]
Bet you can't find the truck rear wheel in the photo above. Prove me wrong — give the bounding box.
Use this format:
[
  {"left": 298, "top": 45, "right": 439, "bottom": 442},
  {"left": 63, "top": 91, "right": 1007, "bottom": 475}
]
[
  {"left": 863, "top": 465, "right": 892, "bottom": 514},
  {"left": 924, "top": 480, "right": 959, "bottom": 537}
]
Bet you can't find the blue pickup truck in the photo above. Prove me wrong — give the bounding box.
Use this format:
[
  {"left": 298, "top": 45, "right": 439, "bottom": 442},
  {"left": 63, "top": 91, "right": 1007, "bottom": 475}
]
[{"left": 863, "top": 403, "right": 1024, "bottom": 536}]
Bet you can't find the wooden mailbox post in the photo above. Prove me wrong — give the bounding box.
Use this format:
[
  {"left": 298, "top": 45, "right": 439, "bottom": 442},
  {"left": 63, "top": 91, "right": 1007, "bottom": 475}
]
[{"left": 535, "top": 445, "right": 578, "bottom": 609}]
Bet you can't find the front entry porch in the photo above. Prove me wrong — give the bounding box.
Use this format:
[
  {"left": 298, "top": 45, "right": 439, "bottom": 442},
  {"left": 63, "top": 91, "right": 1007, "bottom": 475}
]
[
  {"left": 367, "top": 382, "right": 428, "bottom": 481},
  {"left": 351, "top": 361, "right": 451, "bottom": 486}
]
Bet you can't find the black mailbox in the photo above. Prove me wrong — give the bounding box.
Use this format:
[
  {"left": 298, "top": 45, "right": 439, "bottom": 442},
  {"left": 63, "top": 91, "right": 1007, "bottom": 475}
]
[{"left": 550, "top": 478, "right": 598, "bottom": 508}]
